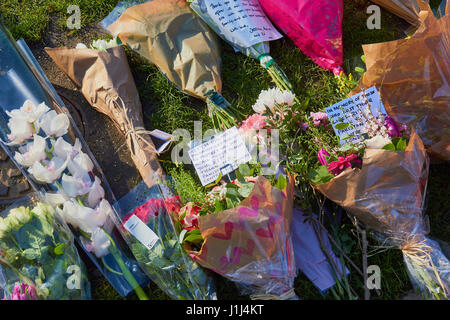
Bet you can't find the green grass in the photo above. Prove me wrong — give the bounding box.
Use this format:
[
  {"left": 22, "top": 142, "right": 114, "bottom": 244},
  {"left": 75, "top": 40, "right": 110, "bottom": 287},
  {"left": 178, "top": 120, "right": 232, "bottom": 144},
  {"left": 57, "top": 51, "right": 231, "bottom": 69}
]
[{"left": 0, "top": 0, "right": 448, "bottom": 300}]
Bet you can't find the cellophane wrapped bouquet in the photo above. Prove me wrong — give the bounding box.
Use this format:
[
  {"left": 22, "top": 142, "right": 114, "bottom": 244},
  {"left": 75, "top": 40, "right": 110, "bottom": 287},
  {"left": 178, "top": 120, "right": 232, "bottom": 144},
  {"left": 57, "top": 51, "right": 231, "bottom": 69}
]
[
  {"left": 0, "top": 195, "right": 90, "bottom": 300},
  {"left": 102, "top": 0, "right": 242, "bottom": 130},
  {"left": 256, "top": 84, "right": 450, "bottom": 299},
  {"left": 188, "top": 0, "right": 294, "bottom": 93},
  {"left": 0, "top": 26, "right": 149, "bottom": 299},
  {"left": 167, "top": 160, "right": 297, "bottom": 299},
  {"left": 115, "top": 180, "right": 217, "bottom": 300}
]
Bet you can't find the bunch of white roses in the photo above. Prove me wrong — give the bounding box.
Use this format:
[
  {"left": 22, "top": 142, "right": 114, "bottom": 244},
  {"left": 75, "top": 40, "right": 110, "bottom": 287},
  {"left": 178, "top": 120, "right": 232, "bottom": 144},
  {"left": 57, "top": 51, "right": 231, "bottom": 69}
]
[{"left": 4, "top": 100, "right": 113, "bottom": 258}]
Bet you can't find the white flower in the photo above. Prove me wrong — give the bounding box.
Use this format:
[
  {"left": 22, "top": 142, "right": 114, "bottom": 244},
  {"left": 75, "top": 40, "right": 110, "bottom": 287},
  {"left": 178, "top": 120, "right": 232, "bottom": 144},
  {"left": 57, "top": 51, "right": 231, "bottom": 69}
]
[
  {"left": 61, "top": 199, "right": 110, "bottom": 234},
  {"left": 28, "top": 156, "right": 69, "bottom": 184},
  {"left": 75, "top": 43, "right": 88, "bottom": 49},
  {"left": 365, "top": 135, "right": 392, "bottom": 149},
  {"left": 14, "top": 135, "right": 47, "bottom": 167},
  {"left": 91, "top": 39, "right": 108, "bottom": 50},
  {"left": 61, "top": 173, "right": 93, "bottom": 198},
  {"left": 273, "top": 89, "right": 295, "bottom": 106},
  {"left": 90, "top": 227, "right": 111, "bottom": 258},
  {"left": 90, "top": 37, "right": 120, "bottom": 51},
  {"left": 68, "top": 151, "right": 94, "bottom": 176},
  {"left": 87, "top": 176, "right": 105, "bottom": 209},
  {"left": 6, "top": 100, "right": 50, "bottom": 123},
  {"left": 6, "top": 117, "right": 34, "bottom": 145},
  {"left": 252, "top": 88, "right": 296, "bottom": 114},
  {"left": 52, "top": 137, "right": 82, "bottom": 160},
  {"left": 39, "top": 110, "right": 70, "bottom": 137},
  {"left": 45, "top": 192, "right": 69, "bottom": 207}
]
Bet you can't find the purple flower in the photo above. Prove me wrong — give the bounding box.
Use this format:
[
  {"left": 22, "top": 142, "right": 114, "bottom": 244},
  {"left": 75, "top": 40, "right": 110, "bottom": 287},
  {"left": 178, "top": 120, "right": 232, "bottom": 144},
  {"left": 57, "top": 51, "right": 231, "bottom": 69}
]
[
  {"left": 310, "top": 112, "right": 329, "bottom": 127},
  {"left": 384, "top": 116, "right": 401, "bottom": 138},
  {"left": 318, "top": 148, "right": 330, "bottom": 166}
]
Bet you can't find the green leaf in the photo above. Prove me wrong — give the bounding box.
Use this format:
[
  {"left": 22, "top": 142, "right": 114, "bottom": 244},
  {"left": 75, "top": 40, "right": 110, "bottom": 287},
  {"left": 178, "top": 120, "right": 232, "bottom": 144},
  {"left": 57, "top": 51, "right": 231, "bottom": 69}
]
[
  {"left": 238, "top": 182, "right": 254, "bottom": 198},
  {"left": 22, "top": 248, "right": 40, "bottom": 260},
  {"left": 382, "top": 143, "right": 396, "bottom": 151},
  {"left": 53, "top": 243, "right": 65, "bottom": 255},
  {"left": 340, "top": 134, "right": 353, "bottom": 141},
  {"left": 183, "top": 229, "right": 203, "bottom": 245},
  {"left": 238, "top": 163, "right": 251, "bottom": 176},
  {"left": 276, "top": 174, "right": 287, "bottom": 190},
  {"left": 308, "top": 166, "right": 335, "bottom": 185},
  {"left": 335, "top": 123, "right": 349, "bottom": 130},
  {"left": 178, "top": 229, "right": 187, "bottom": 244},
  {"left": 395, "top": 137, "right": 407, "bottom": 151},
  {"left": 214, "top": 198, "right": 224, "bottom": 213},
  {"left": 355, "top": 67, "right": 365, "bottom": 75}
]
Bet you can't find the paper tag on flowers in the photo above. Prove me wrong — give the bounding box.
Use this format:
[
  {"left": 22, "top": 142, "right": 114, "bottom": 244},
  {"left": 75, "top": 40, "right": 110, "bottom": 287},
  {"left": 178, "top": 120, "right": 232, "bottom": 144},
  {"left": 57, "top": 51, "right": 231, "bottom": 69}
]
[
  {"left": 325, "top": 86, "right": 387, "bottom": 145},
  {"left": 123, "top": 215, "right": 159, "bottom": 250},
  {"left": 200, "top": 0, "right": 282, "bottom": 48},
  {"left": 188, "top": 126, "right": 252, "bottom": 186}
]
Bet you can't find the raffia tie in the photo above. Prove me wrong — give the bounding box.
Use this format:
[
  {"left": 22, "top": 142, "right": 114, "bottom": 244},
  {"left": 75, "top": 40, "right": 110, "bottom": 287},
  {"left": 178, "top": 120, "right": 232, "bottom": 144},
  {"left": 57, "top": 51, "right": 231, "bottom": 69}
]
[
  {"left": 400, "top": 237, "right": 448, "bottom": 298},
  {"left": 250, "top": 288, "right": 296, "bottom": 300},
  {"left": 111, "top": 96, "right": 158, "bottom": 156}
]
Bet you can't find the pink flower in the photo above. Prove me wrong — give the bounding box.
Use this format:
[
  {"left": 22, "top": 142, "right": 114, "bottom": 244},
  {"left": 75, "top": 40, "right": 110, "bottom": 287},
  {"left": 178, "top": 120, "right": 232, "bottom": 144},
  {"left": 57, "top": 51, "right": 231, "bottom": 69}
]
[
  {"left": 384, "top": 116, "right": 401, "bottom": 138},
  {"left": 327, "top": 154, "right": 362, "bottom": 176},
  {"left": 310, "top": 112, "right": 329, "bottom": 127},
  {"left": 300, "top": 122, "right": 309, "bottom": 131},
  {"left": 178, "top": 202, "right": 201, "bottom": 231},
  {"left": 3, "top": 283, "right": 37, "bottom": 300},
  {"left": 318, "top": 148, "right": 330, "bottom": 166},
  {"left": 238, "top": 114, "right": 267, "bottom": 133}
]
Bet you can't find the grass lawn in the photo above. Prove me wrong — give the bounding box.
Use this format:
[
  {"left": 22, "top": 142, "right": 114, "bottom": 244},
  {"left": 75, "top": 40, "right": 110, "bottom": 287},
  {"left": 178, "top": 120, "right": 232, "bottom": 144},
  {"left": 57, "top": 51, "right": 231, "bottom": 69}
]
[{"left": 0, "top": 0, "right": 448, "bottom": 300}]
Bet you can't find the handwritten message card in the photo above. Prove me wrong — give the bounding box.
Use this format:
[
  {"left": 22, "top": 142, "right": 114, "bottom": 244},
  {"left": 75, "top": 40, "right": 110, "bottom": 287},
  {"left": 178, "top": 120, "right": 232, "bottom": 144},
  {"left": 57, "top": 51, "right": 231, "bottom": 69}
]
[
  {"left": 200, "top": 0, "right": 282, "bottom": 48},
  {"left": 188, "top": 126, "right": 252, "bottom": 186},
  {"left": 325, "top": 86, "right": 387, "bottom": 145}
]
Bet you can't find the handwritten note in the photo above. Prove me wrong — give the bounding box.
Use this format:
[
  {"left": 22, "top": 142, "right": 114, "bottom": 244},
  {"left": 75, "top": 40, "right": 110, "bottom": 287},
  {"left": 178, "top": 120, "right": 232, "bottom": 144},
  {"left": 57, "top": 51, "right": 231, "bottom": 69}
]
[
  {"left": 199, "top": 0, "right": 282, "bottom": 48},
  {"left": 325, "top": 86, "right": 387, "bottom": 145},
  {"left": 188, "top": 126, "right": 252, "bottom": 186}
]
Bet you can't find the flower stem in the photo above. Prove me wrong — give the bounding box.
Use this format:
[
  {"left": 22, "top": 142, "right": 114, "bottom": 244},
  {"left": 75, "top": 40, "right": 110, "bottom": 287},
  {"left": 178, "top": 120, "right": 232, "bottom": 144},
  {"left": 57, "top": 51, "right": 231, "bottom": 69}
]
[{"left": 101, "top": 229, "right": 149, "bottom": 300}]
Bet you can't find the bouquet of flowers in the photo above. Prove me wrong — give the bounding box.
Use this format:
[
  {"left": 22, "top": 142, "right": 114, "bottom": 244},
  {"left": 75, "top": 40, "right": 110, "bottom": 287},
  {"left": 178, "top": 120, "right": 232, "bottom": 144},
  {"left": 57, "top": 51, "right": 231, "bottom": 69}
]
[
  {"left": 45, "top": 37, "right": 164, "bottom": 188},
  {"left": 0, "top": 26, "right": 150, "bottom": 299},
  {"left": 170, "top": 164, "right": 298, "bottom": 299},
  {"left": 262, "top": 84, "right": 449, "bottom": 299},
  {"left": 101, "top": 0, "right": 242, "bottom": 130},
  {"left": 115, "top": 181, "right": 217, "bottom": 300},
  {"left": 188, "top": 0, "right": 294, "bottom": 93},
  {"left": 0, "top": 195, "right": 90, "bottom": 300},
  {"left": 352, "top": 1, "right": 449, "bottom": 160},
  {"left": 258, "top": 0, "right": 344, "bottom": 75}
]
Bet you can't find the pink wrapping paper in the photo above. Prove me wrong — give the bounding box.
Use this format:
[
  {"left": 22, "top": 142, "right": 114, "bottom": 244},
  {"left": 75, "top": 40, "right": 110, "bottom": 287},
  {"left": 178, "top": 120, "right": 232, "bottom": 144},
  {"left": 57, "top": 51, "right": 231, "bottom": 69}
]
[{"left": 258, "top": 0, "right": 344, "bottom": 75}]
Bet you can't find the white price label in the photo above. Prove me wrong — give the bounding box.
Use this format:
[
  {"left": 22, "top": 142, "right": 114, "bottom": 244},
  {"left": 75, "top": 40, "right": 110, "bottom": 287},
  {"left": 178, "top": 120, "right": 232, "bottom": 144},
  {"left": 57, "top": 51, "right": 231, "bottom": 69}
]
[{"left": 123, "top": 215, "right": 159, "bottom": 250}]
